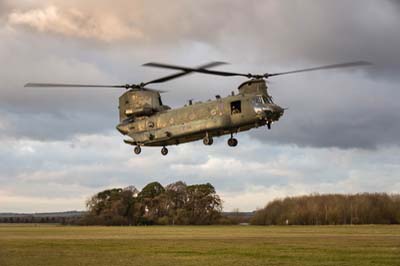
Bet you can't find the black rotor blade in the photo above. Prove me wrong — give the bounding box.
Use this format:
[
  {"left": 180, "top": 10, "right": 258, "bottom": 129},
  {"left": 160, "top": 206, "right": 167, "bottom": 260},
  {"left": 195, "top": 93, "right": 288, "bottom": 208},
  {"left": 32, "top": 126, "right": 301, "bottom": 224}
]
[
  {"left": 24, "top": 83, "right": 166, "bottom": 93},
  {"left": 143, "top": 62, "right": 251, "bottom": 78},
  {"left": 143, "top": 61, "right": 228, "bottom": 86},
  {"left": 25, "top": 62, "right": 227, "bottom": 90},
  {"left": 24, "top": 83, "right": 127, "bottom": 88},
  {"left": 144, "top": 61, "right": 372, "bottom": 80},
  {"left": 266, "top": 61, "right": 372, "bottom": 78}
]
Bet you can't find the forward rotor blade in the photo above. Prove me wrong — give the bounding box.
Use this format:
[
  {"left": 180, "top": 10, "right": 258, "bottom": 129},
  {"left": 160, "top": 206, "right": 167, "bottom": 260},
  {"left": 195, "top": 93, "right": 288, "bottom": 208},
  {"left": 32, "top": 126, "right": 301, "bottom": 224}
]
[
  {"left": 143, "top": 62, "right": 250, "bottom": 78},
  {"left": 144, "top": 61, "right": 372, "bottom": 80},
  {"left": 143, "top": 61, "right": 228, "bottom": 85},
  {"left": 24, "top": 83, "right": 126, "bottom": 88},
  {"left": 266, "top": 61, "right": 372, "bottom": 78}
]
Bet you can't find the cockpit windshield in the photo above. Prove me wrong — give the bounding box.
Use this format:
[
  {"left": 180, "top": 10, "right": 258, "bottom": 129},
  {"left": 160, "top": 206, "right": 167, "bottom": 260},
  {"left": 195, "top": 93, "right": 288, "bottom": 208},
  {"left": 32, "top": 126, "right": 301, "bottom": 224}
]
[
  {"left": 254, "top": 95, "right": 273, "bottom": 104},
  {"left": 254, "top": 96, "right": 264, "bottom": 104},
  {"left": 263, "top": 96, "right": 273, "bottom": 104}
]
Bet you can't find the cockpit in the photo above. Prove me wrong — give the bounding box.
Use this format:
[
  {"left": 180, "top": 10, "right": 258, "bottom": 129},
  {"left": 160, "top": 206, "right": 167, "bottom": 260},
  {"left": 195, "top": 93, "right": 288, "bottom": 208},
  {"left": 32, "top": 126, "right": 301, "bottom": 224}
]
[
  {"left": 252, "top": 94, "right": 277, "bottom": 115},
  {"left": 252, "top": 94, "right": 284, "bottom": 123}
]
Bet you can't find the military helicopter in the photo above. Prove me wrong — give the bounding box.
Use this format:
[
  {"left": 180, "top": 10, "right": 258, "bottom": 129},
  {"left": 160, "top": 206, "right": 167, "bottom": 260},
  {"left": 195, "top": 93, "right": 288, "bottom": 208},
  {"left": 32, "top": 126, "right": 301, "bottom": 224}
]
[{"left": 25, "top": 61, "right": 371, "bottom": 155}]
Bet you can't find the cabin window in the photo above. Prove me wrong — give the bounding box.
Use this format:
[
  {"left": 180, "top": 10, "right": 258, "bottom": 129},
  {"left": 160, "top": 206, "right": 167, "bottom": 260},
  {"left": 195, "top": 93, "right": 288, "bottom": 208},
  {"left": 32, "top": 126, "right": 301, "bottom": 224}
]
[{"left": 231, "top": 101, "right": 241, "bottom": 114}]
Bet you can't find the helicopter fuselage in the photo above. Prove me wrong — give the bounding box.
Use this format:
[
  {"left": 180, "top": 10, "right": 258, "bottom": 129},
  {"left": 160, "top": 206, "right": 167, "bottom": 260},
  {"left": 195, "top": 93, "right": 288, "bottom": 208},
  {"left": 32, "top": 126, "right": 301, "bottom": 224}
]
[
  {"left": 26, "top": 60, "right": 369, "bottom": 155},
  {"left": 117, "top": 79, "right": 284, "bottom": 148}
]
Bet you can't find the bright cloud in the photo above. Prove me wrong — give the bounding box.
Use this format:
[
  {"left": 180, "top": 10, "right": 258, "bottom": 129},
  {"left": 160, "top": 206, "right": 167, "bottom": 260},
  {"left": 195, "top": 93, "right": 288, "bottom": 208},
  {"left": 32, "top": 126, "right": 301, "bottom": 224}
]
[
  {"left": 8, "top": 5, "right": 143, "bottom": 41},
  {"left": 1, "top": 133, "right": 399, "bottom": 212}
]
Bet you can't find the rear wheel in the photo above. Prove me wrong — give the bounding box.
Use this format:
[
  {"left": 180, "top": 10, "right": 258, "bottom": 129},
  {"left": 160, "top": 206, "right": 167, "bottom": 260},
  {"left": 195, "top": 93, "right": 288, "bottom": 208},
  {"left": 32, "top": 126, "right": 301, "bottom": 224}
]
[
  {"left": 227, "top": 138, "right": 238, "bottom": 147},
  {"left": 203, "top": 136, "right": 214, "bottom": 145},
  {"left": 161, "top": 146, "right": 168, "bottom": 156},
  {"left": 134, "top": 146, "right": 141, "bottom": 155}
]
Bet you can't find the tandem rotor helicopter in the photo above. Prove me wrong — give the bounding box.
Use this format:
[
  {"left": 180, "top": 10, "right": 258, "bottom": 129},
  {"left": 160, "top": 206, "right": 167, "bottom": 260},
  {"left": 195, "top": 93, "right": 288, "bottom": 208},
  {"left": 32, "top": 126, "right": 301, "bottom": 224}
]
[{"left": 26, "top": 61, "right": 371, "bottom": 155}]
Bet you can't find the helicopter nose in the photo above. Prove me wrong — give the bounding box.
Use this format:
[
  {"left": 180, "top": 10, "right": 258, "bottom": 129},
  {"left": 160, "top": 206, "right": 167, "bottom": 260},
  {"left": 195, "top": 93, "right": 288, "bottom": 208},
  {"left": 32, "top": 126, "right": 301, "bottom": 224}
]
[
  {"left": 274, "top": 106, "right": 284, "bottom": 120},
  {"left": 262, "top": 104, "right": 284, "bottom": 121},
  {"left": 275, "top": 105, "right": 284, "bottom": 116}
]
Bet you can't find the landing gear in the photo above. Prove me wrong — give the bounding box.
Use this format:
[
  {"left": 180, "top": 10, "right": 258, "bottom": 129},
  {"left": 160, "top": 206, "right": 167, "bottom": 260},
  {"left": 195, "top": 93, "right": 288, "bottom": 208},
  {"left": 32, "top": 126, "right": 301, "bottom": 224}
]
[
  {"left": 227, "top": 133, "right": 238, "bottom": 147},
  {"left": 203, "top": 136, "right": 214, "bottom": 146},
  {"left": 228, "top": 138, "right": 238, "bottom": 147},
  {"left": 134, "top": 146, "right": 141, "bottom": 155},
  {"left": 267, "top": 121, "right": 272, "bottom": 130},
  {"left": 161, "top": 146, "right": 168, "bottom": 156}
]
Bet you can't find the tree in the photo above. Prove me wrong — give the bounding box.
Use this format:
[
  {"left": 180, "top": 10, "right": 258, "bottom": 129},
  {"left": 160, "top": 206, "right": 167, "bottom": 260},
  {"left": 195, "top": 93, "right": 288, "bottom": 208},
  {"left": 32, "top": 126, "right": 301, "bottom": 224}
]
[
  {"left": 186, "top": 183, "right": 222, "bottom": 225},
  {"left": 85, "top": 188, "right": 135, "bottom": 225},
  {"left": 251, "top": 193, "right": 400, "bottom": 225},
  {"left": 137, "top": 182, "right": 166, "bottom": 224},
  {"left": 82, "top": 181, "right": 223, "bottom": 226},
  {"left": 165, "top": 181, "right": 188, "bottom": 225}
]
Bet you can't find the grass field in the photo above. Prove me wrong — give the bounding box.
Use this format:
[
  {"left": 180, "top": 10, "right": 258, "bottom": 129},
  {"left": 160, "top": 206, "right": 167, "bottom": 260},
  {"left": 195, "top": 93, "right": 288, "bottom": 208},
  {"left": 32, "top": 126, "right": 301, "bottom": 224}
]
[{"left": 0, "top": 225, "right": 399, "bottom": 266}]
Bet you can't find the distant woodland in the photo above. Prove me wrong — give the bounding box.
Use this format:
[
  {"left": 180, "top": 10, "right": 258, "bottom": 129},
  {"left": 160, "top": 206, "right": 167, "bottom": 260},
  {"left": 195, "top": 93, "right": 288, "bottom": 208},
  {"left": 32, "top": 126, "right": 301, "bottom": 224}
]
[
  {"left": 2, "top": 188, "right": 400, "bottom": 226},
  {"left": 0, "top": 211, "right": 83, "bottom": 224},
  {"left": 251, "top": 193, "right": 400, "bottom": 225}
]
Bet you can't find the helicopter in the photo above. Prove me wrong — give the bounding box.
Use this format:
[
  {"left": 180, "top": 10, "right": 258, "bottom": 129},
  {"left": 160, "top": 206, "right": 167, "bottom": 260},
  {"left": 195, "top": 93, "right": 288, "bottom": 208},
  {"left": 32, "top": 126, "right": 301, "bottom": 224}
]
[{"left": 25, "top": 61, "right": 371, "bottom": 155}]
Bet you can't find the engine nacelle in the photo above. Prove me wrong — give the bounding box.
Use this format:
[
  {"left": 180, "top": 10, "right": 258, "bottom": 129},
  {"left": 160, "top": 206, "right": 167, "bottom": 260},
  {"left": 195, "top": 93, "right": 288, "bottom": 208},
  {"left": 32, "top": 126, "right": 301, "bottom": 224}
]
[{"left": 118, "top": 90, "right": 164, "bottom": 122}]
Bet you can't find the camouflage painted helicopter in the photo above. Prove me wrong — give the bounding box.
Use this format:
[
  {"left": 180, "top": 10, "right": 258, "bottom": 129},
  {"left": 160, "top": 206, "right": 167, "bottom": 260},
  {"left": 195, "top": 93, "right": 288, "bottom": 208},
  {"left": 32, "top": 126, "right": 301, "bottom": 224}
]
[{"left": 25, "top": 61, "right": 370, "bottom": 155}]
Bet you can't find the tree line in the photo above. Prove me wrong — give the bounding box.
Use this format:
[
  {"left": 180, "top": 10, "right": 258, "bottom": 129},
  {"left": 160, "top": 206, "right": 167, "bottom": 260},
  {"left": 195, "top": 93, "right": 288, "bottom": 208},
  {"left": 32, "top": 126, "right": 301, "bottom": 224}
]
[
  {"left": 251, "top": 193, "right": 400, "bottom": 225},
  {"left": 82, "top": 181, "right": 224, "bottom": 225},
  {"left": 0, "top": 215, "right": 78, "bottom": 224},
  {"left": 0, "top": 211, "right": 83, "bottom": 224},
  {"left": 3, "top": 190, "right": 399, "bottom": 226}
]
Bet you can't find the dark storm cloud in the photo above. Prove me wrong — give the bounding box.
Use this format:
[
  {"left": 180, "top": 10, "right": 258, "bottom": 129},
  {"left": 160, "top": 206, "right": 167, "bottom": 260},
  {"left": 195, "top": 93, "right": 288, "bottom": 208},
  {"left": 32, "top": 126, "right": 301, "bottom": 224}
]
[
  {"left": 181, "top": 0, "right": 400, "bottom": 80},
  {"left": 250, "top": 70, "right": 400, "bottom": 149}
]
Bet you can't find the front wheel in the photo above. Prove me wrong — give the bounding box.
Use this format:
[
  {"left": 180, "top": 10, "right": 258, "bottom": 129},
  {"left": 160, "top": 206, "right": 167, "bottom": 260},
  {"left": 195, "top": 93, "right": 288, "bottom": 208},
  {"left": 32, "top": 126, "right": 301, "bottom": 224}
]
[{"left": 267, "top": 121, "right": 272, "bottom": 130}]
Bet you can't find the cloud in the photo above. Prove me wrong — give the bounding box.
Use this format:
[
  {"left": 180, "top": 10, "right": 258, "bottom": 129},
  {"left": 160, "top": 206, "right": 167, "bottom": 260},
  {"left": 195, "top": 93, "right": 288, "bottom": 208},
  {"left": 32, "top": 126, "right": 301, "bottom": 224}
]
[
  {"left": 7, "top": 5, "right": 143, "bottom": 42},
  {"left": 4, "top": 0, "right": 400, "bottom": 72},
  {"left": 252, "top": 71, "right": 400, "bottom": 149},
  {"left": 1, "top": 133, "right": 399, "bottom": 212},
  {"left": 0, "top": 0, "right": 399, "bottom": 148},
  {"left": 0, "top": 190, "right": 87, "bottom": 213},
  {"left": 1, "top": 0, "right": 400, "bottom": 212},
  {"left": 0, "top": 110, "right": 116, "bottom": 141}
]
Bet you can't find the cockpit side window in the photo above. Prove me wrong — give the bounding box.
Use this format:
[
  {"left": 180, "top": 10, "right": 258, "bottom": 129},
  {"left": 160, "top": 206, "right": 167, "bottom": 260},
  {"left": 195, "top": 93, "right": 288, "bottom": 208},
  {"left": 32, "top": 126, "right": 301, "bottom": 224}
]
[{"left": 230, "top": 101, "right": 241, "bottom": 114}]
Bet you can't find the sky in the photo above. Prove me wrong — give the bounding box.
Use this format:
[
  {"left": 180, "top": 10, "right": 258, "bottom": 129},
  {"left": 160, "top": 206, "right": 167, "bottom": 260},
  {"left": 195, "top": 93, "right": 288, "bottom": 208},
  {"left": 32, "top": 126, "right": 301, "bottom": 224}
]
[{"left": 0, "top": 0, "right": 399, "bottom": 212}]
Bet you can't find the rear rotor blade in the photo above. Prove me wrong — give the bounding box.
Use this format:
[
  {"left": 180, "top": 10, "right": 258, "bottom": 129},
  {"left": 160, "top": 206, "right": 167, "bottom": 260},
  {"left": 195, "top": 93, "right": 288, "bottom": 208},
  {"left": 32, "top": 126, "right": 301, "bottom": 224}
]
[
  {"left": 24, "top": 82, "right": 166, "bottom": 93},
  {"left": 25, "top": 62, "right": 228, "bottom": 90},
  {"left": 24, "top": 83, "right": 127, "bottom": 88},
  {"left": 266, "top": 61, "right": 372, "bottom": 78}
]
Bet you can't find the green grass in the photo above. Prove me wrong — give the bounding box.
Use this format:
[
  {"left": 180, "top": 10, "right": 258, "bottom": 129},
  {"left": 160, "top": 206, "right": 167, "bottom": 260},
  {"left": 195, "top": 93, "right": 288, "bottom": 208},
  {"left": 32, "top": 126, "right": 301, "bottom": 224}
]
[{"left": 0, "top": 225, "right": 399, "bottom": 266}]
